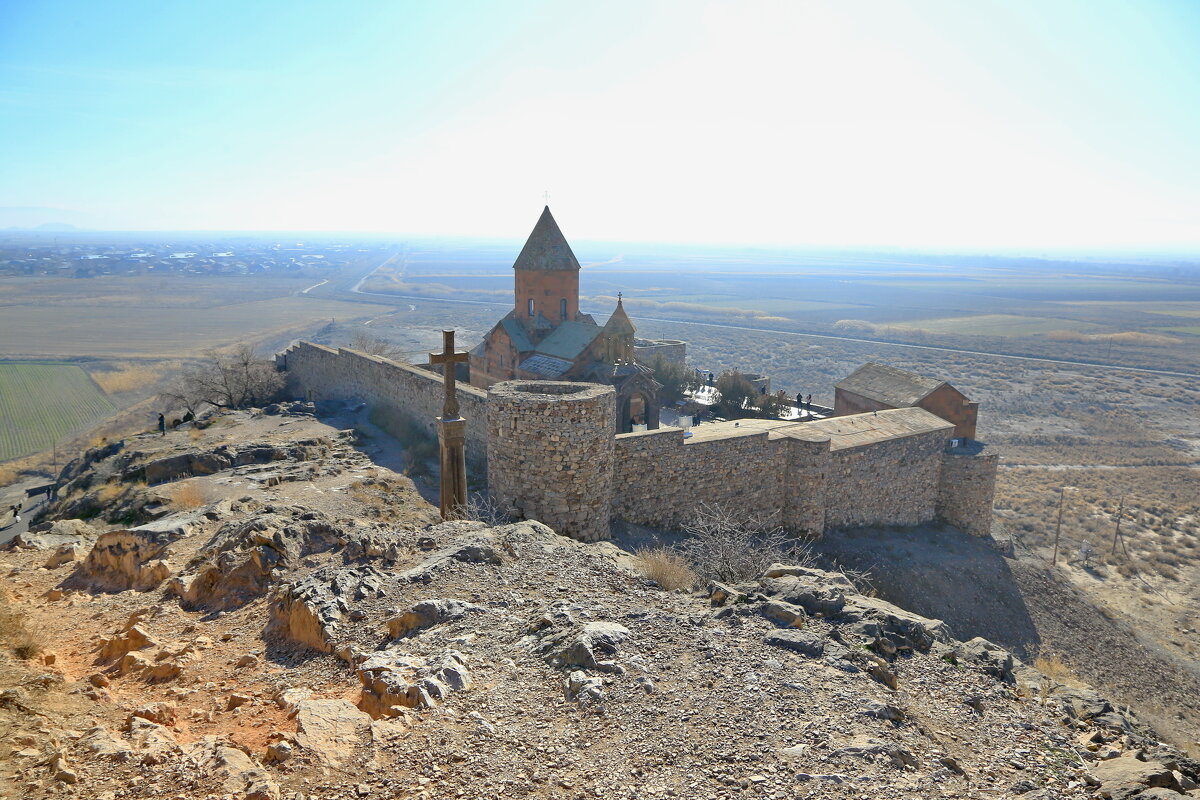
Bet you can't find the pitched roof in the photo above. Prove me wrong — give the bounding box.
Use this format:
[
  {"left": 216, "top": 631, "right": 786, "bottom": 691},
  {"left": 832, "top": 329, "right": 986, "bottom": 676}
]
[
  {"left": 500, "top": 317, "right": 534, "bottom": 353},
  {"left": 602, "top": 297, "right": 635, "bottom": 334},
  {"left": 536, "top": 320, "right": 600, "bottom": 360},
  {"left": 519, "top": 353, "right": 573, "bottom": 378},
  {"left": 512, "top": 206, "right": 581, "bottom": 272},
  {"left": 835, "top": 362, "right": 947, "bottom": 407}
]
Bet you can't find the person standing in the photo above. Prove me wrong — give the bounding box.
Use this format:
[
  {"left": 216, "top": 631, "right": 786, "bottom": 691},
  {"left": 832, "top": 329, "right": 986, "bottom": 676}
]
[{"left": 158, "top": 413, "right": 166, "bottom": 436}]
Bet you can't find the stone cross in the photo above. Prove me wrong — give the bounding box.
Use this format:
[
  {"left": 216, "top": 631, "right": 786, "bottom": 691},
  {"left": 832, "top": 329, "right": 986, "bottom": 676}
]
[
  {"left": 429, "top": 330, "right": 469, "bottom": 420},
  {"left": 429, "top": 329, "right": 470, "bottom": 519}
]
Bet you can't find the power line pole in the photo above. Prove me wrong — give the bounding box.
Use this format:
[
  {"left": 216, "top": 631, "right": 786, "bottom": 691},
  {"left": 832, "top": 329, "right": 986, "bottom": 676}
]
[
  {"left": 1052, "top": 487, "right": 1067, "bottom": 566},
  {"left": 1111, "top": 496, "right": 1127, "bottom": 556}
]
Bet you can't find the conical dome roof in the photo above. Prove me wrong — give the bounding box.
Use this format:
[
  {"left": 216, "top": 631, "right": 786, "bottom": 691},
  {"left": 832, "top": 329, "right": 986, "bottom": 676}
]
[
  {"left": 604, "top": 295, "right": 635, "bottom": 333},
  {"left": 512, "top": 206, "right": 581, "bottom": 272}
]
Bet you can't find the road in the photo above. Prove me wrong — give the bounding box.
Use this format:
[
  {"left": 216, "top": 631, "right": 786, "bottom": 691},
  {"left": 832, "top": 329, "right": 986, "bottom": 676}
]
[{"left": 320, "top": 257, "right": 1200, "bottom": 381}]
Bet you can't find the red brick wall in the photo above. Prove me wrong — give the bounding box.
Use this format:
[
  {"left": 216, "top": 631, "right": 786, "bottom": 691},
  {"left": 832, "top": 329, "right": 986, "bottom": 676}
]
[{"left": 514, "top": 269, "right": 578, "bottom": 322}]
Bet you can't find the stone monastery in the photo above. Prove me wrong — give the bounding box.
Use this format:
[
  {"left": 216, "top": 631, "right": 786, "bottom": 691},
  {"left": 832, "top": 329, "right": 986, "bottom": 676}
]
[
  {"left": 470, "top": 206, "right": 666, "bottom": 434},
  {"left": 277, "top": 208, "right": 999, "bottom": 545}
]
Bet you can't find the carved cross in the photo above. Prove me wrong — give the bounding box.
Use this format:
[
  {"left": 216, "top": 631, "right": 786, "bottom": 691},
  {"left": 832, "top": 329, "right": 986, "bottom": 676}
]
[{"left": 429, "top": 329, "right": 469, "bottom": 419}]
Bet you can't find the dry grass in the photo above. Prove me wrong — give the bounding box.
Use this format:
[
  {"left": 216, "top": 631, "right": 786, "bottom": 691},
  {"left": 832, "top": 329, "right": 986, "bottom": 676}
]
[
  {"left": 1031, "top": 643, "right": 1081, "bottom": 686},
  {"left": 91, "top": 363, "right": 164, "bottom": 394},
  {"left": 0, "top": 591, "right": 41, "bottom": 660},
  {"left": 94, "top": 482, "right": 126, "bottom": 504},
  {"left": 188, "top": 427, "right": 203, "bottom": 442},
  {"left": 635, "top": 547, "right": 699, "bottom": 591},
  {"left": 0, "top": 464, "right": 18, "bottom": 488},
  {"left": 169, "top": 481, "right": 211, "bottom": 510}
]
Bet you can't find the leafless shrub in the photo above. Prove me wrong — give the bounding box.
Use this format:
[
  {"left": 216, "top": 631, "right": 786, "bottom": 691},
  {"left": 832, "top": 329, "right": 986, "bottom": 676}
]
[
  {"left": 679, "top": 503, "right": 812, "bottom": 584},
  {"left": 0, "top": 591, "right": 41, "bottom": 660},
  {"left": 169, "top": 481, "right": 211, "bottom": 510},
  {"left": 455, "top": 492, "right": 512, "bottom": 526},
  {"left": 635, "top": 547, "right": 698, "bottom": 591},
  {"left": 350, "top": 332, "right": 409, "bottom": 362},
  {"left": 161, "top": 344, "right": 282, "bottom": 414}
]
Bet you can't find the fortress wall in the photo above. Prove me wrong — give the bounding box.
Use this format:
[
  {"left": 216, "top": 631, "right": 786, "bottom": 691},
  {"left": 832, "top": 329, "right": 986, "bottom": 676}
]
[
  {"left": 633, "top": 340, "right": 687, "bottom": 366},
  {"left": 278, "top": 342, "right": 489, "bottom": 465},
  {"left": 823, "top": 429, "right": 952, "bottom": 529},
  {"left": 612, "top": 426, "right": 788, "bottom": 531},
  {"left": 782, "top": 436, "right": 830, "bottom": 536},
  {"left": 937, "top": 447, "right": 999, "bottom": 537},
  {"left": 487, "top": 382, "right": 615, "bottom": 542}
]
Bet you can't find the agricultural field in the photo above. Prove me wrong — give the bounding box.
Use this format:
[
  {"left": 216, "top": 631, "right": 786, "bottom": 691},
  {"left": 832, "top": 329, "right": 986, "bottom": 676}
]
[{"left": 0, "top": 362, "right": 114, "bottom": 461}]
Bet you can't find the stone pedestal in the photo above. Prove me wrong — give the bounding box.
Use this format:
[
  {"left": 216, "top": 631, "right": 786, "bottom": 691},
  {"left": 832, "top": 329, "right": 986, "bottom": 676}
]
[{"left": 437, "top": 416, "right": 468, "bottom": 519}]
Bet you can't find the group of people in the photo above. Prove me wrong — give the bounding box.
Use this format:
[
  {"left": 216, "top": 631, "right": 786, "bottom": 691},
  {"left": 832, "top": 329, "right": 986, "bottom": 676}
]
[
  {"left": 795, "top": 392, "right": 814, "bottom": 411},
  {"left": 4, "top": 501, "right": 21, "bottom": 528}
]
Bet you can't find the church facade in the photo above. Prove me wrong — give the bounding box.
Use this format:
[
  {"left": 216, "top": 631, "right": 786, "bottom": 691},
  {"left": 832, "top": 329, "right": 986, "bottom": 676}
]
[{"left": 469, "top": 207, "right": 664, "bottom": 433}]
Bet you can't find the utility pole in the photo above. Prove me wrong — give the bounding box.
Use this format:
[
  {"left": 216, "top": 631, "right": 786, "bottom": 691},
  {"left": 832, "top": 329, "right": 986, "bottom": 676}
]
[
  {"left": 1052, "top": 487, "right": 1067, "bottom": 566},
  {"left": 1111, "top": 496, "right": 1127, "bottom": 556}
]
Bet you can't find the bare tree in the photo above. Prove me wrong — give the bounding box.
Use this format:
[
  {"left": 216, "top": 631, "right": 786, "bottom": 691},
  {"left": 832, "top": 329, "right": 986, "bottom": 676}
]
[
  {"left": 350, "top": 331, "right": 409, "bottom": 362},
  {"left": 161, "top": 344, "right": 283, "bottom": 412},
  {"left": 678, "top": 502, "right": 812, "bottom": 584}
]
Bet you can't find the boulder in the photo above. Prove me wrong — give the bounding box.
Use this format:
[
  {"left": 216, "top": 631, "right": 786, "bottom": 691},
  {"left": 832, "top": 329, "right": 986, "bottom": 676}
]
[
  {"left": 73, "top": 515, "right": 198, "bottom": 592},
  {"left": 830, "top": 735, "right": 919, "bottom": 769},
  {"left": 9, "top": 519, "right": 98, "bottom": 551},
  {"left": 960, "top": 637, "right": 1016, "bottom": 681},
  {"left": 100, "top": 624, "right": 156, "bottom": 661},
  {"left": 387, "top": 598, "right": 487, "bottom": 638},
  {"left": 45, "top": 545, "right": 85, "bottom": 569},
  {"left": 81, "top": 725, "right": 133, "bottom": 761},
  {"left": 764, "top": 630, "right": 824, "bottom": 657},
  {"left": 1092, "top": 754, "right": 1183, "bottom": 799},
  {"left": 565, "top": 670, "right": 604, "bottom": 702},
  {"left": 183, "top": 736, "right": 278, "bottom": 799},
  {"left": 357, "top": 648, "right": 471, "bottom": 717},
  {"left": 761, "top": 600, "right": 807, "bottom": 628},
  {"left": 126, "top": 717, "right": 180, "bottom": 764}
]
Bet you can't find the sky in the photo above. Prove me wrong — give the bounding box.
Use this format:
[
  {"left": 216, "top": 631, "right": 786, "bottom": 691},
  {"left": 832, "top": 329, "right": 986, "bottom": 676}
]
[{"left": 2, "top": 0, "right": 1199, "bottom": 252}]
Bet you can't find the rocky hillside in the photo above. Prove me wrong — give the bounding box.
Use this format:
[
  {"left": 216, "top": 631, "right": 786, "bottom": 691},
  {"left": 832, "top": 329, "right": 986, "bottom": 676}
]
[{"left": 1, "top": 407, "right": 1197, "bottom": 800}]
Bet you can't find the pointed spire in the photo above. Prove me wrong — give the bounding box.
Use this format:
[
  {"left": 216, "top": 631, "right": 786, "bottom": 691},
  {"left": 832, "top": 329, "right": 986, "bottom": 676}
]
[
  {"left": 512, "top": 206, "right": 581, "bottom": 272},
  {"left": 604, "top": 293, "right": 635, "bottom": 333}
]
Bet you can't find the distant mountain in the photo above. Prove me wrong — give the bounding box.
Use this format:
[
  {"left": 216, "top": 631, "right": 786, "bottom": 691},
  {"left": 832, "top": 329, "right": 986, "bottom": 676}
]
[{"left": 4, "top": 222, "right": 86, "bottom": 231}]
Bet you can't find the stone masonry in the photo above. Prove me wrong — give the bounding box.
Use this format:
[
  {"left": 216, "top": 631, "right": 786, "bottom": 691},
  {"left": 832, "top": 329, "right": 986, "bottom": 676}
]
[
  {"left": 486, "top": 381, "right": 616, "bottom": 543},
  {"left": 277, "top": 344, "right": 999, "bottom": 541}
]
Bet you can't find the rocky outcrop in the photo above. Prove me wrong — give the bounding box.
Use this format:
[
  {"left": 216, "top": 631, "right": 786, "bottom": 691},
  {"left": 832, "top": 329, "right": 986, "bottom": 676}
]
[
  {"left": 293, "top": 699, "right": 371, "bottom": 766},
  {"left": 268, "top": 565, "right": 388, "bottom": 653},
  {"left": 5, "top": 519, "right": 98, "bottom": 551},
  {"left": 525, "top": 614, "right": 631, "bottom": 673},
  {"left": 183, "top": 736, "right": 278, "bottom": 799},
  {"left": 70, "top": 513, "right": 202, "bottom": 592},
  {"left": 356, "top": 648, "right": 471, "bottom": 718},
  {"left": 387, "top": 598, "right": 487, "bottom": 638}
]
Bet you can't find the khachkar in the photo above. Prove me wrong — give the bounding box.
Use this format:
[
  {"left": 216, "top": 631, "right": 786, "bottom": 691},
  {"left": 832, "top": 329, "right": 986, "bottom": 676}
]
[{"left": 429, "top": 330, "right": 470, "bottom": 519}]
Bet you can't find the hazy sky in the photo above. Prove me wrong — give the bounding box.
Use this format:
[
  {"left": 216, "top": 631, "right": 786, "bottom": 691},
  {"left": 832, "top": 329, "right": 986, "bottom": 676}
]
[{"left": 2, "top": 0, "right": 1199, "bottom": 250}]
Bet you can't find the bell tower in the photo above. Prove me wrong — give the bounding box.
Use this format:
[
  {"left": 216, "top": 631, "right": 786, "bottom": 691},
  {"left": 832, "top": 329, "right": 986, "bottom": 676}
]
[{"left": 512, "top": 206, "right": 580, "bottom": 326}]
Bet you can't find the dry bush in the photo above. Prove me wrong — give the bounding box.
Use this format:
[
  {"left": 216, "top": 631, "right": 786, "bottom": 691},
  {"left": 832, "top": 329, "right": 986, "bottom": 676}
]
[
  {"left": 0, "top": 591, "right": 42, "bottom": 660},
  {"left": 456, "top": 492, "right": 512, "bottom": 526},
  {"left": 188, "top": 427, "right": 203, "bottom": 442},
  {"left": 92, "top": 364, "right": 162, "bottom": 394},
  {"left": 170, "top": 481, "right": 210, "bottom": 510},
  {"left": 679, "top": 503, "right": 812, "bottom": 584},
  {"left": 95, "top": 482, "right": 126, "bottom": 504},
  {"left": 0, "top": 463, "right": 18, "bottom": 487},
  {"left": 635, "top": 547, "right": 698, "bottom": 591},
  {"left": 1030, "top": 643, "right": 1080, "bottom": 686}
]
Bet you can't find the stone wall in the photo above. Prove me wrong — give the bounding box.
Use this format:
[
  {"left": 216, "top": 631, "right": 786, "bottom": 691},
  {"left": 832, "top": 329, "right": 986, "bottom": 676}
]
[
  {"left": 633, "top": 339, "right": 687, "bottom": 366},
  {"left": 824, "top": 429, "right": 950, "bottom": 528},
  {"left": 487, "top": 381, "right": 615, "bottom": 543},
  {"left": 612, "top": 426, "right": 786, "bottom": 531},
  {"left": 277, "top": 342, "right": 489, "bottom": 466},
  {"left": 936, "top": 444, "right": 999, "bottom": 537}
]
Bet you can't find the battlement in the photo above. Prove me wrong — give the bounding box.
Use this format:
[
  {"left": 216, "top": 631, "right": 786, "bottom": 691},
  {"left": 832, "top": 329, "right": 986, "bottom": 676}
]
[{"left": 277, "top": 343, "right": 998, "bottom": 541}]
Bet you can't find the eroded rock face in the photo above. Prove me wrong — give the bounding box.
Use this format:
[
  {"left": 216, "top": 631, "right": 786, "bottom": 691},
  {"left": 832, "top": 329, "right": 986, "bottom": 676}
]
[
  {"left": 356, "top": 649, "right": 471, "bottom": 718},
  {"left": 293, "top": 699, "right": 371, "bottom": 766},
  {"left": 72, "top": 514, "right": 201, "bottom": 592},
  {"left": 183, "top": 736, "right": 279, "bottom": 799},
  {"left": 268, "top": 565, "right": 388, "bottom": 652},
  {"left": 387, "top": 598, "right": 487, "bottom": 638}
]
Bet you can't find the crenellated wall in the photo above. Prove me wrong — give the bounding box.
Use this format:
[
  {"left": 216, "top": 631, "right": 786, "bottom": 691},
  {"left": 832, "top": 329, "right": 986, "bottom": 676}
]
[
  {"left": 276, "top": 343, "right": 998, "bottom": 541},
  {"left": 276, "top": 342, "right": 489, "bottom": 467}
]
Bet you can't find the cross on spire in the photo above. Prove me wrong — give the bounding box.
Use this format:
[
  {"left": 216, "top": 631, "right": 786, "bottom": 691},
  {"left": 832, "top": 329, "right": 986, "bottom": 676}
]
[
  {"left": 543, "top": 190, "right": 550, "bottom": 204},
  {"left": 429, "top": 329, "right": 469, "bottom": 419}
]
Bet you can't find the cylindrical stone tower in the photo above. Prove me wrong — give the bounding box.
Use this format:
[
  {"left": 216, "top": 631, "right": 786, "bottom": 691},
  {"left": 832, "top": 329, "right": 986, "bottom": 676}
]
[{"left": 487, "top": 381, "right": 616, "bottom": 542}]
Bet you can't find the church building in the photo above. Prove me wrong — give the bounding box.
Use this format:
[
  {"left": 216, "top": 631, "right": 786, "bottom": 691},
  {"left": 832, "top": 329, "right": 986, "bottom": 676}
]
[{"left": 469, "top": 207, "right": 663, "bottom": 433}]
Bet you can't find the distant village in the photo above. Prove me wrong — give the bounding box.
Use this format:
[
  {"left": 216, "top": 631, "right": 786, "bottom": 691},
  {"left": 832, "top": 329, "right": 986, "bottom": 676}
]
[{"left": 0, "top": 238, "right": 387, "bottom": 278}]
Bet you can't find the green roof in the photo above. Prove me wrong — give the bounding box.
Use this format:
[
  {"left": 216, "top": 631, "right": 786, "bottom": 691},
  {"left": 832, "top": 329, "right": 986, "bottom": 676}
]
[
  {"left": 536, "top": 320, "right": 599, "bottom": 360},
  {"left": 500, "top": 318, "right": 534, "bottom": 352}
]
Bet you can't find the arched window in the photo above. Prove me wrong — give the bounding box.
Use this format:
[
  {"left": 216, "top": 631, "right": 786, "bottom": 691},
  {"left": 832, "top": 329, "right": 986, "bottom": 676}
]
[
  {"left": 560, "top": 298, "right": 567, "bottom": 320},
  {"left": 528, "top": 298, "right": 534, "bottom": 317}
]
